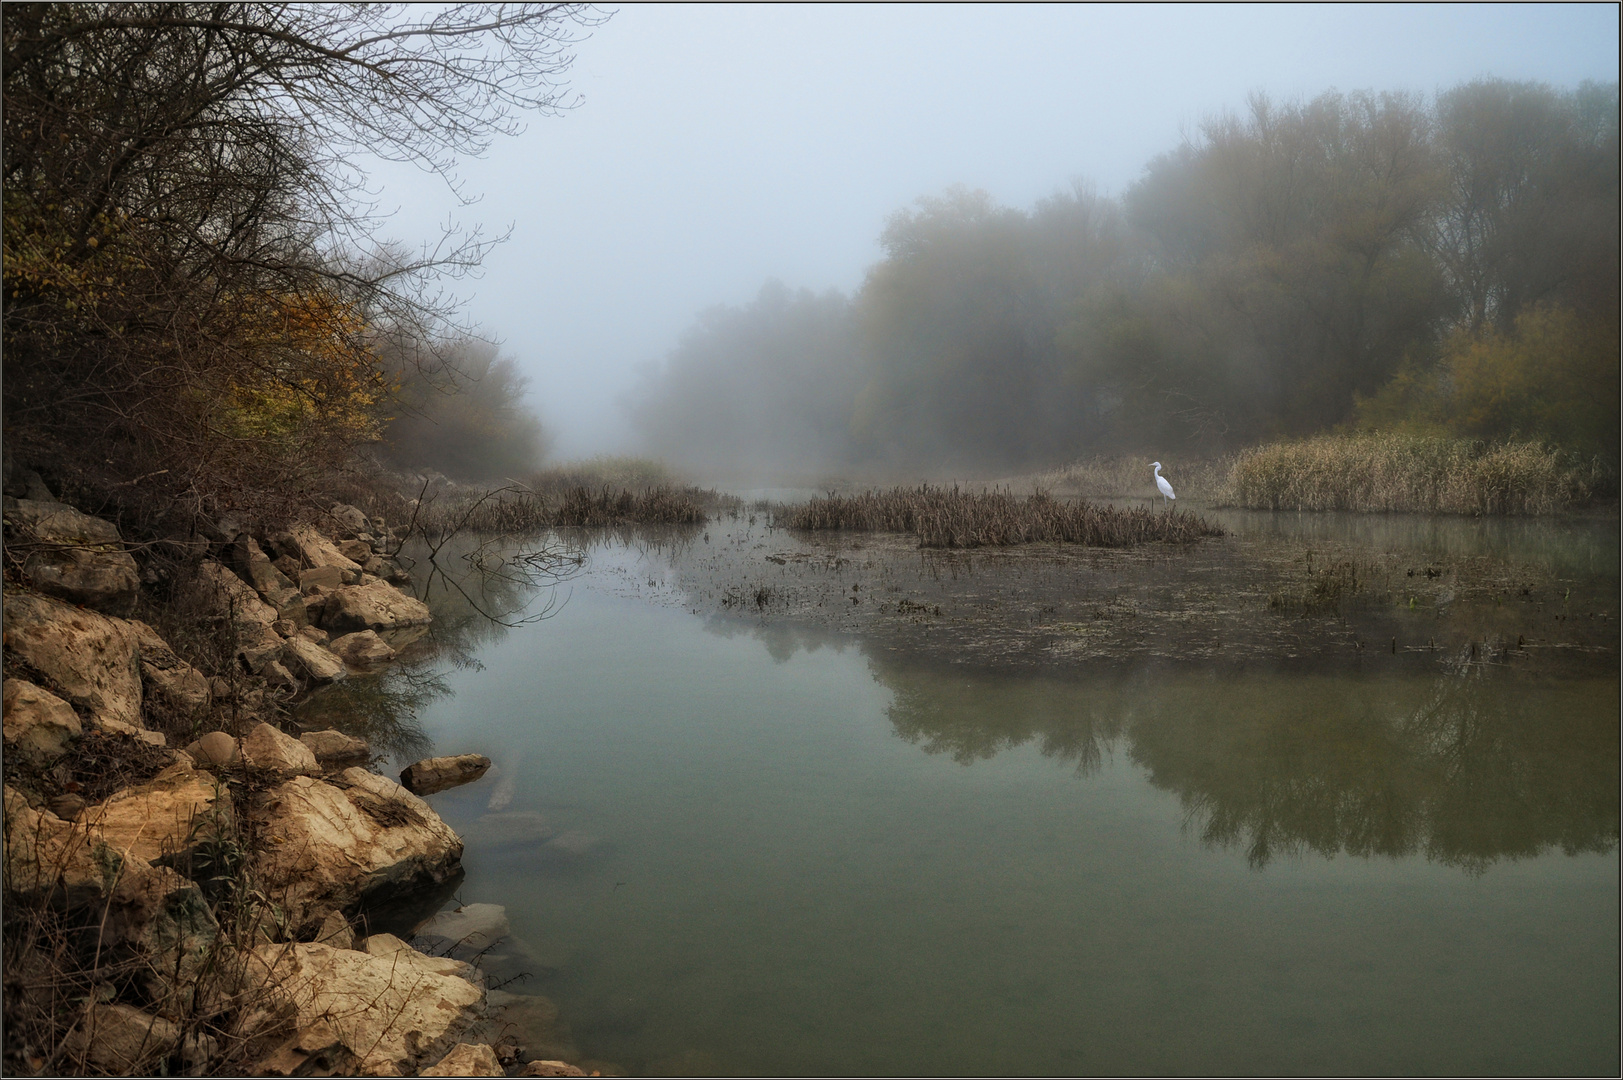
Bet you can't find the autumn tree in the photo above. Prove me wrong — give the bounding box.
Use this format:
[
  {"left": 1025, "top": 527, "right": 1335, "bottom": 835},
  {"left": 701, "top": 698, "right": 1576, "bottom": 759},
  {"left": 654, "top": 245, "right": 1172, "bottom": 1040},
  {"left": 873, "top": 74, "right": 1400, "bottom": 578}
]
[{"left": 2, "top": 2, "right": 602, "bottom": 529}]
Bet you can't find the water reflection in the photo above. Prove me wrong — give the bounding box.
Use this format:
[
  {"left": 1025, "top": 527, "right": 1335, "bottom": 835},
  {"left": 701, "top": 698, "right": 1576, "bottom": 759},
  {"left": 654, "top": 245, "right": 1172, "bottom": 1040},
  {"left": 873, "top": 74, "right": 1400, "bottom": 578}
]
[{"left": 871, "top": 651, "right": 1618, "bottom": 872}]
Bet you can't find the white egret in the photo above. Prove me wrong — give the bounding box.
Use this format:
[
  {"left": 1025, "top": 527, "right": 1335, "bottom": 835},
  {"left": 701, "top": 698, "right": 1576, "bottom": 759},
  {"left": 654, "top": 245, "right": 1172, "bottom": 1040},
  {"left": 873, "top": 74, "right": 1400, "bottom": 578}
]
[{"left": 1151, "top": 461, "right": 1175, "bottom": 505}]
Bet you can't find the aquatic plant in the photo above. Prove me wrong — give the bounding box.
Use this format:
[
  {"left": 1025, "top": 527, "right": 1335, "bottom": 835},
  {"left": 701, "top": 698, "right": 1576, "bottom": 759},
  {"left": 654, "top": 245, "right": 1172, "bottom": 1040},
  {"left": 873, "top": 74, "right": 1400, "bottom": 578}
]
[
  {"left": 776, "top": 486, "right": 1222, "bottom": 548},
  {"left": 1226, "top": 434, "right": 1588, "bottom": 515}
]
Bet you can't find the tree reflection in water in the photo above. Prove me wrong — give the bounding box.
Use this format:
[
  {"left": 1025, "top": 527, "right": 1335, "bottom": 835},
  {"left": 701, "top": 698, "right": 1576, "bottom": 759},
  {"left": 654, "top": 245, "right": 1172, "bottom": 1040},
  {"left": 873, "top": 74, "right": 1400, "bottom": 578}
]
[{"left": 873, "top": 651, "right": 1618, "bottom": 873}]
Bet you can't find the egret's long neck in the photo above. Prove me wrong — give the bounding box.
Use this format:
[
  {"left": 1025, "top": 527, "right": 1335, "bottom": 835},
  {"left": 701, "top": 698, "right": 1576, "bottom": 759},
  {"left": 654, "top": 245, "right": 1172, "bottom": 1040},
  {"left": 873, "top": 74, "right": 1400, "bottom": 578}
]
[{"left": 1153, "top": 464, "right": 1161, "bottom": 477}]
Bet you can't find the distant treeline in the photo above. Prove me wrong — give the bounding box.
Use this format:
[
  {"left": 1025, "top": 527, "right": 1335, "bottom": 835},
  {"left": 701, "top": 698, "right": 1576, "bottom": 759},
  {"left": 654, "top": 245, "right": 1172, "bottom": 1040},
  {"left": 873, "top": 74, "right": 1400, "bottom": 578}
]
[{"left": 629, "top": 80, "right": 1619, "bottom": 474}]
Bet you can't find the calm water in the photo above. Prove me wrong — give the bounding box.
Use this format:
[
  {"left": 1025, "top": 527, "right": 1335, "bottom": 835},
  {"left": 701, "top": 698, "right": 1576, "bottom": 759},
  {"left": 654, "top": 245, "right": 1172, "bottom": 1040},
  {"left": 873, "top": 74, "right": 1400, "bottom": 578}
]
[{"left": 356, "top": 514, "right": 1617, "bottom": 1076}]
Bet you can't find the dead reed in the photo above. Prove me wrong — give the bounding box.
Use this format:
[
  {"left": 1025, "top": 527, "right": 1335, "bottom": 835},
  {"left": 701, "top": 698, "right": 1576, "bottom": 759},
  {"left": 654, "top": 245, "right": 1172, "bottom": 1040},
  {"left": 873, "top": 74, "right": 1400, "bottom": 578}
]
[
  {"left": 1226, "top": 434, "right": 1587, "bottom": 515},
  {"left": 411, "top": 483, "right": 716, "bottom": 535},
  {"left": 776, "top": 486, "right": 1222, "bottom": 548}
]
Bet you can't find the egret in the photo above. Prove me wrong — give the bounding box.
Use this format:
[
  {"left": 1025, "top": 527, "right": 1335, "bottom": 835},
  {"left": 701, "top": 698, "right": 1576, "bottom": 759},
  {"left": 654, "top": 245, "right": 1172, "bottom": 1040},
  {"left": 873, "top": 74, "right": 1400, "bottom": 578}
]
[{"left": 1151, "top": 461, "right": 1175, "bottom": 506}]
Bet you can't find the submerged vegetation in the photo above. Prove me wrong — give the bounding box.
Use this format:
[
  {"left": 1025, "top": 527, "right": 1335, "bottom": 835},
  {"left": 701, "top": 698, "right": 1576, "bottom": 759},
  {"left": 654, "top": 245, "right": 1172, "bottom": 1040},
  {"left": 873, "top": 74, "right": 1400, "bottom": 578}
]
[
  {"left": 778, "top": 485, "right": 1222, "bottom": 548},
  {"left": 1227, "top": 434, "right": 1593, "bottom": 515}
]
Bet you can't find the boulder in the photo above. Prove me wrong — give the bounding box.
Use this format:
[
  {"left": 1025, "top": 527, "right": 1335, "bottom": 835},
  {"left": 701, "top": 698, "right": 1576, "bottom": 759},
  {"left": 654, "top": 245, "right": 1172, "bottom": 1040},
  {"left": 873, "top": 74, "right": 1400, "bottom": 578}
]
[
  {"left": 521, "top": 1062, "right": 587, "bottom": 1078},
  {"left": 287, "top": 525, "right": 363, "bottom": 579},
  {"left": 423, "top": 1043, "right": 505, "bottom": 1077},
  {"left": 337, "top": 538, "right": 373, "bottom": 564},
  {"left": 297, "top": 625, "right": 331, "bottom": 646},
  {"left": 128, "top": 620, "right": 211, "bottom": 716},
  {"left": 244, "top": 938, "right": 484, "bottom": 1075},
  {"left": 2, "top": 785, "right": 137, "bottom": 904},
  {"left": 184, "top": 730, "right": 240, "bottom": 768},
  {"left": 1, "top": 591, "right": 145, "bottom": 729},
  {"left": 78, "top": 760, "right": 230, "bottom": 866},
  {"left": 327, "top": 503, "right": 373, "bottom": 538},
  {"left": 400, "top": 755, "right": 492, "bottom": 796},
  {"left": 2, "top": 677, "right": 83, "bottom": 762},
  {"left": 249, "top": 1019, "right": 357, "bottom": 1078},
  {"left": 299, "top": 729, "right": 370, "bottom": 767},
  {"left": 105, "top": 864, "right": 220, "bottom": 1017},
  {"left": 314, "top": 909, "right": 356, "bottom": 951},
  {"left": 62, "top": 1003, "right": 181, "bottom": 1074},
  {"left": 261, "top": 660, "right": 299, "bottom": 694},
  {"left": 237, "top": 623, "right": 287, "bottom": 674},
  {"left": 252, "top": 769, "right": 462, "bottom": 935},
  {"left": 281, "top": 636, "right": 347, "bottom": 685},
  {"left": 328, "top": 630, "right": 397, "bottom": 667},
  {"left": 226, "top": 534, "right": 297, "bottom": 600},
  {"left": 241, "top": 722, "right": 320, "bottom": 778},
  {"left": 297, "top": 564, "right": 345, "bottom": 595},
  {"left": 319, "top": 581, "right": 431, "bottom": 636},
  {"left": 195, "top": 557, "right": 280, "bottom": 627},
  {"left": 5, "top": 499, "right": 140, "bottom": 613}
]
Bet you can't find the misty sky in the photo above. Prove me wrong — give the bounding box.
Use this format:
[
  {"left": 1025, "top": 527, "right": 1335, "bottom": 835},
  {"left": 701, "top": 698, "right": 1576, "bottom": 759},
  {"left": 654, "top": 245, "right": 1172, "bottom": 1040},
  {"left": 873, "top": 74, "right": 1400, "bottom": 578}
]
[{"left": 366, "top": 3, "right": 1619, "bottom": 458}]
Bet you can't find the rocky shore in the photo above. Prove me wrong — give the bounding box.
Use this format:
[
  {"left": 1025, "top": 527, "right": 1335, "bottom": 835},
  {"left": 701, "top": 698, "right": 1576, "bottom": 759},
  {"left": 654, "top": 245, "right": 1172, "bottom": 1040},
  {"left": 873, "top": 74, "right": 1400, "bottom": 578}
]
[{"left": 2, "top": 473, "right": 595, "bottom": 1076}]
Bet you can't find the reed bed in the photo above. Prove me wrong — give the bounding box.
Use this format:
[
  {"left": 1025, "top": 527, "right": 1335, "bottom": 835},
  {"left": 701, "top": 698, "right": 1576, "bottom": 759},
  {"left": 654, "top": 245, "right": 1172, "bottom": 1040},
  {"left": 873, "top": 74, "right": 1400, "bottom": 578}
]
[
  {"left": 413, "top": 483, "right": 714, "bottom": 534},
  {"left": 1021, "top": 456, "right": 1233, "bottom": 502},
  {"left": 1226, "top": 434, "right": 1588, "bottom": 515},
  {"left": 776, "top": 485, "right": 1222, "bottom": 548}
]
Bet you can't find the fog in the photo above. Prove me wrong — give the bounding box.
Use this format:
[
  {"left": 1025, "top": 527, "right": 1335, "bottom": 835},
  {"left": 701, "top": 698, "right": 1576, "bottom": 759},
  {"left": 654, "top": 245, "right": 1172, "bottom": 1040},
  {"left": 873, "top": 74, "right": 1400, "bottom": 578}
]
[{"left": 362, "top": 4, "right": 1618, "bottom": 470}]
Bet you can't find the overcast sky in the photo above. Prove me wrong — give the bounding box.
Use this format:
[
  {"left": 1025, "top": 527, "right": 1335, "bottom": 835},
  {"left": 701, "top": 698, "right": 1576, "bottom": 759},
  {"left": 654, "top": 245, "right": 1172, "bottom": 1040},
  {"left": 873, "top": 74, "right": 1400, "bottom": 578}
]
[{"left": 367, "top": 3, "right": 1619, "bottom": 458}]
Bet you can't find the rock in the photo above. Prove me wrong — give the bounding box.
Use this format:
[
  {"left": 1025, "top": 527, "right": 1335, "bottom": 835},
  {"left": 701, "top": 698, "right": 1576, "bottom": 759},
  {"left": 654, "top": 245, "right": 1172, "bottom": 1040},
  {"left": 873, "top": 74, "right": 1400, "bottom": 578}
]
[
  {"left": 328, "top": 629, "right": 397, "bottom": 667},
  {"left": 252, "top": 769, "right": 463, "bottom": 935},
  {"left": 281, "top": 636, "right": 347, "bottom": 685},
  {"left": 128, "top": 620, "right": 211, "bottom": 716},
  {"left": 320, "top": 581, "right": 431, "bottom": 636},
  {"left": 273, "top": 618, "right": 297, "bottom": 638},
  {"left": 400, "top": 754, "right": 492, "bottom": 796},
  {"left": 241, "top": 722, "right": 320, "bottom": 777},
  {"left": 2, "top": 677, "right": 83, "bottom": 762},
  {"left": 1, "top": 592, "right": 145, "bottom": 729},
  {"left": 328, "top": 503, "right": 373, "bottom": 538},
  {"left": 260, "top": 659, "right": 299, "bottom": 694},
  {"left": 195, "top": 558, "right": 279, "bottom": 628},
  {"left": 423, "top": 1043, "right": 505, "bottom": 1077},
  {"left": 297, "top": 625, "right": 331, "bottom": 645},
  {"left": 337, "top": 538, "right": 373, "bottom": 564},
  {"left": 250, "top": 1019, "right": 358, "bottom": 1078},
  {"left": 62, "top": 1003, "right": 180, "bottom": 1073},
  {"left": 184, "top": 730, "right": 241, "bottom": 767},
  {"left": 314, "top": 908, "right": 356, "bottom": 951},
  {"left": 99, "top": 717, "right": 168, "bottom": 747},
  {"left": 271, "top": 553, "right": 304, "bottom": 583},
  {"left": 298, "top": 563, "right": 346, "bottom": 595},
  {"left": 243, "top": 938, "right": 484, "bottom": 1075},
  {"left": 299, "top": 729, "right": 370, "bottom": 767},
  {"left": 522, "top": 1060, "right": 588, "bottom": 1077},
  {"left": 5, "top": 498, "right": 140, "bottom": 613},
  {"left": 414, "top": 903, "right": 510, "bottom": 961},
  {"left": 237, "top": 623, "right": 286, "bottom": 674},
  {"left": 105, "top": 864, "right": 220, "bottom": 1017},
  {"left": 78, "top": 760, "right": 230, "bottom": 865},
  {"left": 287, "top": 524, "right": 364, "bottom": 579},
  {"left": 226, "top": 533, "right": 300, "bottom": 604},
  {"left": 2, "top": 785, "right": 137, "bottom": 904}
]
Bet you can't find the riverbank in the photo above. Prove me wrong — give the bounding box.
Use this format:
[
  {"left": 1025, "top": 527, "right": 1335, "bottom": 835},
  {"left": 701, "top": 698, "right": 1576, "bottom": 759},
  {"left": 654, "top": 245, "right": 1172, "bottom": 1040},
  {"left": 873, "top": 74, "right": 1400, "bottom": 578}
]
[{"left": 0, "top": 473, "right": 602, "bottom": 1076}]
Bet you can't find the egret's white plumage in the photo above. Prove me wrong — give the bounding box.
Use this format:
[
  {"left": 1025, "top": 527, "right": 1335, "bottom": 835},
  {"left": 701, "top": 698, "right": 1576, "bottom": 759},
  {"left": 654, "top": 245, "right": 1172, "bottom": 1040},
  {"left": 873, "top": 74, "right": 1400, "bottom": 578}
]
[{"left": 1151, "top": 461, "right": 1175, "bottom": 504}]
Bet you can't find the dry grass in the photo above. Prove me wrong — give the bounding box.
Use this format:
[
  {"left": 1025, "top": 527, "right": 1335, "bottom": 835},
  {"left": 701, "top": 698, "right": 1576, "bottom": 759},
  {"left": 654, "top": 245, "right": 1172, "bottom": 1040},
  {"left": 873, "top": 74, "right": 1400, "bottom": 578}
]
[
  {"left": 409, "top": 483, "right": 725, "bottom": 535},
  {"left": 776, "top": 486, "right": 1222, "bottom": 548},
  {"left": 1225, "top": 434, "right": 1589, "bottom": 515},
  {"left": 1021, "top": 456, "right": 1234, "bottom": 502}
]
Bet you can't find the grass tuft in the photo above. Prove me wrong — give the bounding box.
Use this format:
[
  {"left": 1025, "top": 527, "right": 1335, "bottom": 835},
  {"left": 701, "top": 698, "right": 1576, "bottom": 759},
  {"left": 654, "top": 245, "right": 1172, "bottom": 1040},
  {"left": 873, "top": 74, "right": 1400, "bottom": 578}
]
[{"left": 776, "top": 486, "right": 1222, "bottom": 548}]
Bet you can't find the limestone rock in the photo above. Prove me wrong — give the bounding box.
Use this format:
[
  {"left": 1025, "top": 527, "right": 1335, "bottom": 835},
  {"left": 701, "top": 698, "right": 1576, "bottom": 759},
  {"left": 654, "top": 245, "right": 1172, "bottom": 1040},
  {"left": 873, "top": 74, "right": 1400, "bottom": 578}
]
[
  {"left": 195, "top": 558, "right": 279, "bottom": 628},
  {"left": 314, "top": 908, "right": 356, "bottom": 951},
  {"left": 328, "top": 503, "right": 373, "bottom": 538},
  {"left": 281, "top": 636, "right": 347, "bottom": 685},
  {"left": 400, "top": 754, "right": 492, "bottom": 796},
  {"left": 244, "top": 938, "right": 484, "bottom": 1075},
  {"left": 337, "top": 538, "right": 373, "bottom": 564},
  {"left": 521, "top": 1060, "right": 587, "bottom": 1077},
  {"left": 105, "top": 864, "right": 220, "bottom": 1017},
  {"left": 78, "top": 760, "right": 230, "bottom": 866},
  {"left": 261, "top": 660, "right": 299, "bottom": 694},
  {"left": 1, "top": 591, "right": 144, "bottom": 729},
  {"left": 287, "top": 525, "right": 364, "bottom": 579},
  {"left": 297, "top": 624, "right": 331, "bottom": 646},
  {"left": 184, "top": 730, "right": 241, "bottom": 767},
  {"left": 252, "top": 769, "right": 462, "bottom": 935},
  {"left": 328, "top": 629, "right": 397, "bottom": 667},
  {"left": 298, "top": 563, "right": 345, "bottom": 596},
  {"left": 320, "top": 581, "right": 431, "bottom": 636},
  {"left": 250, "top": 1019, "right": 358, "bottom": 1078},
  {"left": 423, "top": 1043, "right": 505, "bottom": 1077},
  {"left": 241, "top": 722, "right": 320, "bottom": 777},
  {"left": 2, "top": 785, "right": 137, "bottom": 904},
  {"left": 226, "top": 534, "right": 297, "bottom": 601},
  {"left": 300, "top": 729, "right": 371, "bottom": 767},
  {"left": 128, "top": 620, "right": 211, "bottom": 716},
  {"left": 5, "top": 499, "right": 140, "bottom": 613},
  {"left": 2, "top": 677, "right": 83, "bottom": 762},
  {"left": 62, "top": 1003, "right": 180, "bottom": 1074}
]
